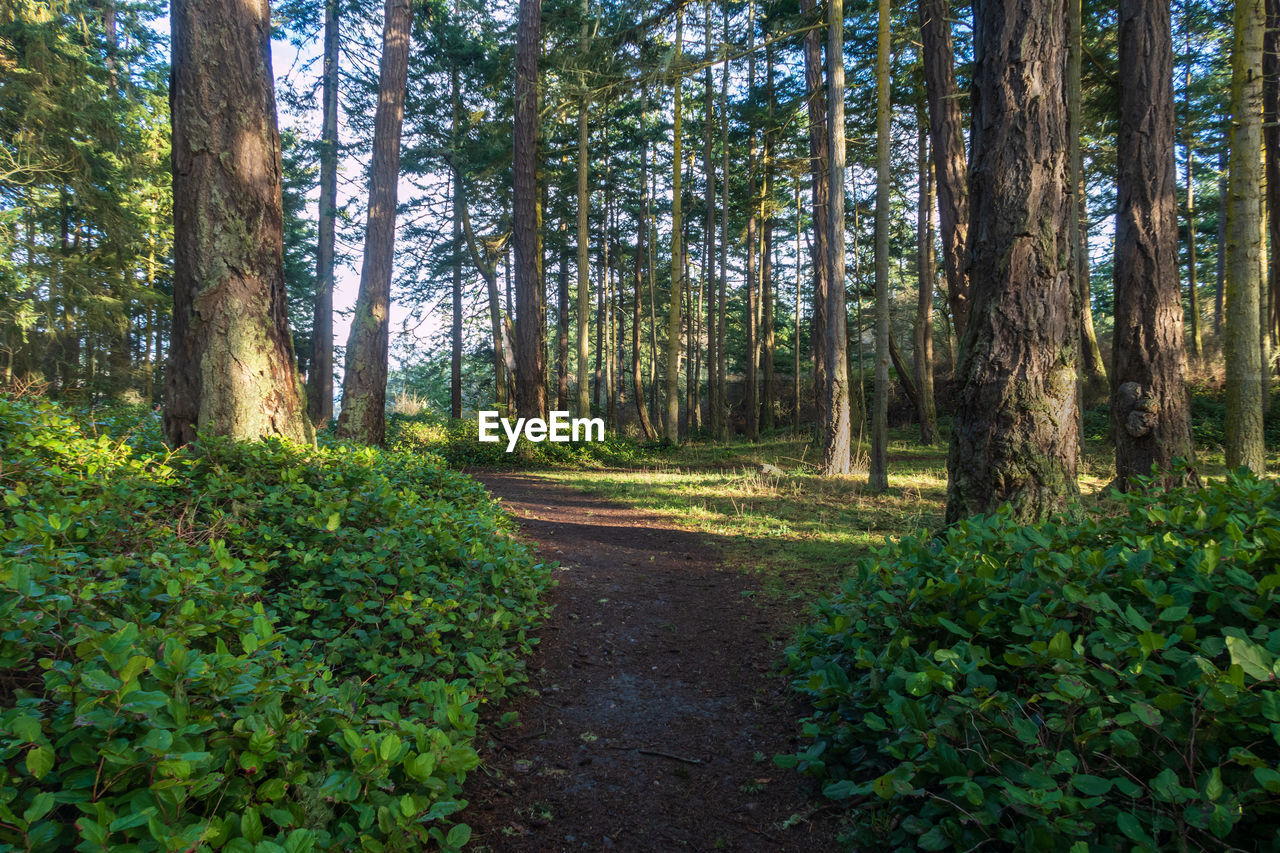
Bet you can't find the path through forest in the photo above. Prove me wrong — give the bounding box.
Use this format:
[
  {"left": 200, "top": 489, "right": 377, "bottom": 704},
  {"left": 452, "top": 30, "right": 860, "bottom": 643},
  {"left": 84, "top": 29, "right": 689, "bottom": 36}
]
[{"left": 464, "top": 472, "right": 838, "bottom": 851}]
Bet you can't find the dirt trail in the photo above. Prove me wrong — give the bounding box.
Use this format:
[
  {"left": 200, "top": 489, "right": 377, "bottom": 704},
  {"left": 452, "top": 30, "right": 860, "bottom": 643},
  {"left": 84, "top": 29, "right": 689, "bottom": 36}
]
[{"left": 464, "top": 471, "right": 837, "bottom": 852}]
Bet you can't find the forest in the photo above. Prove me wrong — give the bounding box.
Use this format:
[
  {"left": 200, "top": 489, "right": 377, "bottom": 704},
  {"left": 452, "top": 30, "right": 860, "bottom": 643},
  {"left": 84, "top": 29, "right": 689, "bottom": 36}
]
[{"left": 4, "top": 0, "right": 1280, "bottom": 848}]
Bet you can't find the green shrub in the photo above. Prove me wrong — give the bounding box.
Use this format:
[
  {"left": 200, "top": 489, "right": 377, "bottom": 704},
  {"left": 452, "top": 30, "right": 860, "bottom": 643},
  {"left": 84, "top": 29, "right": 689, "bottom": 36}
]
[
  {"left": 386, "top": 411, "right": 644, "bottom": 469},
  {"left": 783, "top": 470, "right": 1280, "bottom": 850},
  {"left": 0, "top": 397, "right": 550, "bottom": 851}
]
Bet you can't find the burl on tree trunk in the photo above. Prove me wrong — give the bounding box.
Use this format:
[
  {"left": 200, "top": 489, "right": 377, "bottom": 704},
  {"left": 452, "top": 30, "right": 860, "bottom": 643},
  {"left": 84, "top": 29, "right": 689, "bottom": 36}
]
[
  {"left": 1111, "top": 0, "right": 1195, "bottom": 488},
  {"left": 946, "top": 0, "right": 1079, "bottom": 524}
]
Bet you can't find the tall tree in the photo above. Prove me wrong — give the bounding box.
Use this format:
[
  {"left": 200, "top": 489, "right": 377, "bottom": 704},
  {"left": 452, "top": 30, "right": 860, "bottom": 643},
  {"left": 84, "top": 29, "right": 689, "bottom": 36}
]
[
  {"left": 800, "top": 0, "right": 830, "bottom": 437},
  {"left": 1224, "top": 0, "right": 1266, "bottom": 472},
  {"left": 869, "top": 0, "right": 891, "bottom": 492},
  {"left": 574, "top": 0, "right": 592, "bottom": 418},
  {"left": 760, "top": 37, "right": 777, "bottom": 434},
  {"left": 166, "top": 0, "right": 310, "bottom": 447},
  {"left": 704, "top": 2, "right": 719, "bottom": 440},
  {"left": 336, "top": 0, "right": 412, "bottom": 445},
  {"left": 633, "top": 123, "right": 657, "bottom": 440},
  {"left": 915, "top": 117, "right": 938, "bottom": 445},
  {"left": 918, "top": 0, "right": 969, "bottom": 341},
  {"left": 306, "top": 0, "right": 339, "bottom": 426},
  {"left": 664, "top": 10, "right": 684, "bottom": 445},
  {"left": 513, "top": 0, "right": 545, "bottom": 420},
  {"left": 1112, "top": 0, "right": 1195, "bottom": 488},
  {"left": 946, "top": 0, "right": 1078, "bottom": 523},
  {"left": 744, "top": 0, "right": 759, "bottom": 442},
  {"left": 1183, "top": 7, "right": 1204, "bottom": 361},
  {"left": 820, "top": 0, "right": 851, "bottom": 475},
  {"left": 1070, "top": 0, "right": 1107, "bottom": 406}
]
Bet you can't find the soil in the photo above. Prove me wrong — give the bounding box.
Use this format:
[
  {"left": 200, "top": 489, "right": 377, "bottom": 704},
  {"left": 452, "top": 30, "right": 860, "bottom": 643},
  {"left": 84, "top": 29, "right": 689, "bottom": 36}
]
[{"left": 463, "top": 471, "right": 840, "bottom": 852}]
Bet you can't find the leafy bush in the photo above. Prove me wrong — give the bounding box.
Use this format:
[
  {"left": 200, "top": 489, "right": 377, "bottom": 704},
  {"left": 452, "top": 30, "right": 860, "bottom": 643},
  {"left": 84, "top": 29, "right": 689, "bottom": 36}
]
[
  {"left": 387, "top": 411, "right": 644, "bottom": 469},
  {"left": 783, "top": 470, "right": 1280, "bottom": 850},
  {"left": 0, "top": 397, "right": 550, "bottom": 851}
]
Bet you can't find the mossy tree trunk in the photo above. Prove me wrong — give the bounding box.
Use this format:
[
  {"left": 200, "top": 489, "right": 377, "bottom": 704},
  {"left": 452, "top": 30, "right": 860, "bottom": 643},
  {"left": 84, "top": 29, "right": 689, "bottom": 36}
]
[
  {"left": 820, "top": 0, "right": 851, "bottom": 476},
  {"left": 945, "top": 0, "right": 1078, "bottom": 524},
  {"left": 1112, "top": 0, "right": 1195, "bottom": 488},
  {"left": 574, "top": 0, "right": 592, "bottom": 419},
  {"left": 1070, "top": 0, "right": 1107, "bottom": 407},
  {"left": 166, "top": 0, "right": 311, "bottom": 448},
  {"left": 335, "top": 0, "right": 411, "bottom": 446},
  {"left": 1225, "top": 0, "right": 1266, "bottom": 473}
]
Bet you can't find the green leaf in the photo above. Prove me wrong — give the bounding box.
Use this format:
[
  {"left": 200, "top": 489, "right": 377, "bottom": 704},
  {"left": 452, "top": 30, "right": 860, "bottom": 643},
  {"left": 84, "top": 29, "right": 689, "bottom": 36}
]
[
  {"left": 1227, "top": 635, "right": 1274, "bottom": 681},
  {"left": 22, "top": 791, "right": 55, "bottom": 823},
  {"left": 326, "top": 512, "right": 340, "bottom": 531},
  {"left": 445, "top": 823, "right": 472, "bottom": 848},
  {"left": 1070, "top": 774, "right": 1113, "bottom": 796},
  {"left": 10, "top": 714, "right": 42, "bottom": 742},
  {"left": 242, "top": 808, "right": 264, "bottom": 844},
  {"left": 1048, "top": 630, "right": 1072, "bottom": 659},
  {"left": 25, "top": 745, "right": 53, "bottom": 780}
]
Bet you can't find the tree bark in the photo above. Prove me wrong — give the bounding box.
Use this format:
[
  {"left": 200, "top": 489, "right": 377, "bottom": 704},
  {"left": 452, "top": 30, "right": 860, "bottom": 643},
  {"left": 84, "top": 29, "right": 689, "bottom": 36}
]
[
  {"left": 704, "top": 1, "right": 719, "bottom": 439},
  {"left": 1184, "top": 11, "right": 1203, "bottom": 361},
  {"left": 1225, "top": 0, "right": 1266, "bottom": 472},
  {"left": 335, "top": 0, "right": 411, "bottom": 445},
  {"left": 1070, "top": 0, "right": 1107, "bottom": 407},
  {"left": 306, "top": 0, "right": 339, "bottom": 427},
  {"left": 869, "top": 0, "right": 891, "bottom": 492},
  {"left": 167, "top": 0, "right": 310, "bottom": 447},
  {"left": 760, "top": 37, "right": 776, "bottom": 434},
  {"left": 574, "top": 2, "right": 592, "bottom": 418},
  {"left": 717, "top": 5, "right": 730, "bottom": 439},
  {"left": 450, "top": 66, "right": 463, "bottom": 420},
  {"left": 744, "top": 0, "right": 758, "bottom": 442},
  {"left": 915, "top": 117, "right": 938, "bottom": 445},
  {"left": 820, "top": 0, "right": 851, "bottom": 475},
  {"left": 1112, "top": 0, "right": 1195, "bottom": 488},
  {"left": 1265, "top": 0, "right": 1280, "bottom": 372},
  {"left": 664, "top": 10, "right": 684, "bottom": 444},
  {"left": 800, "top": 0, "right": 830, "bottom": 438},
  {"left": 634, "top": 129, "right": 657, "bottom": 440},
  {"left": 945, "top": 0, "right": 1078, "bottom": 523},
  {"left": 918, "top": 0, "right": 969, "bottom": 341},
  {"left": 513, "top": 0, "right": 545, "bottom": 421},
  {"left": 557, "top": 228, "right": 570, "bottom": 410}
]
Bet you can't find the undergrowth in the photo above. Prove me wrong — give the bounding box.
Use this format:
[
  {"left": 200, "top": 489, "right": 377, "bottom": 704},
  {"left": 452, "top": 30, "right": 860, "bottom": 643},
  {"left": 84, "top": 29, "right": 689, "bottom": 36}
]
[
  {"left": 784, "top": 469, "right": 1280, "bottom": 850},
  {"left": 0, "top": 397, "right": 551, "bottom": 851}
]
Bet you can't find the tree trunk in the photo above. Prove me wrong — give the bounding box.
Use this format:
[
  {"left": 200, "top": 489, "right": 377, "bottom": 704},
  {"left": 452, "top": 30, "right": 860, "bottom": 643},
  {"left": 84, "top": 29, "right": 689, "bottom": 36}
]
[
  {"left": 574, "top": 6, "right": 591, "bottom": 418},
  {"left": 918, "top": 0, "right": 969, "bottom": 341},
  {"left": 335, "top": 0, "right": 411, "bottom": 445},
  {"left": 915, "top": 117, "right": 938, "bottom": 445},
  {"left": 167, "top": 0, "right": 311, "bottom": 448},
  {"left": 744, "top": 0, "right": 758, "bottom": 442},
  {"left": 945, "top": 0, "right": 1078, "bottom": 523},
  {"left": 306, "top": 0, "right": 339, "bottom": 427},
  {"left": 801, "top": 0, "right": 830, "bottom": 439},
  {"left": 1184, "top": 12, "right": 1203, "bottom": 361},
  {"left": 451, "top": 174, "right": 463, "bottom": 419},
  {"left": 869, "top": 0, "right": 891, "bottom": 492},
  {"left": 760, "top": 37, "right": 776, "bottom": 434},
  {"left": 512, "top": 0, "right": 545, "bottom": 421},
  {"left": 704, "top": 1, "right": 719, "bottom": 440},
  {"left": 1265, "top": 0, "right": 1280, "bottom": 375},
  {"left": 634, "top": 134, "right": 657, "bottom": 439},
  {"left": 450, "top": 66, "right": 463, "bottom": 419},
  {"left": 717, "top": 5, "right": 731, "bottom": 439},
  {"left": 557, "top": 230, "right": 570, "bottom": 410},
  {"left": 1112, "top": 0, "right": 1195, "bottom": 488},
  {"left": 820, "top": 0, "right": 851, "bottom": 475},
  {"left": 1070, "top": 0, "right": 1107, "bottom": 407},
  {"left": 664, "top": 10, "right": 684, "bottom": 444},
  {"left": 794, "top": 180, "right": 803, "bottom": 432},
  {"left": 1225, "top": 0, "right": 1266, "bottom": 472},
  {"left": 1216, "top": 150, "right": 1228, "bottom": 336}
]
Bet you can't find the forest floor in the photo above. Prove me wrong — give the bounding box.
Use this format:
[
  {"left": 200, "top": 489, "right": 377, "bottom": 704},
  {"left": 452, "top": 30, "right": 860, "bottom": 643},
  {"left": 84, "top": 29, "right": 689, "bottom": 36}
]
[{"left": 461, "top": 469, "right": 843, "bottom": 851}]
